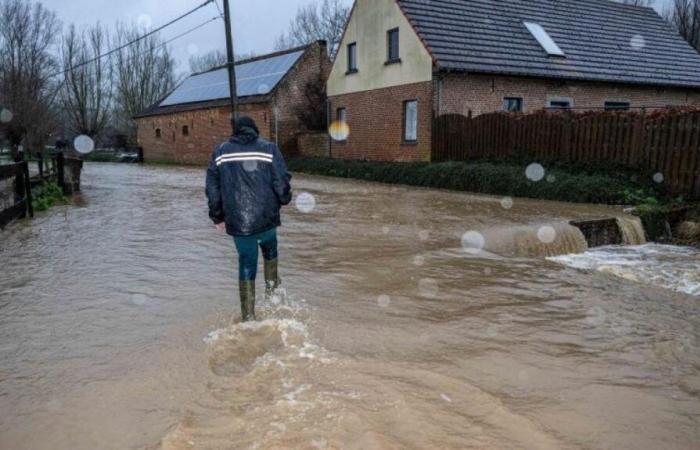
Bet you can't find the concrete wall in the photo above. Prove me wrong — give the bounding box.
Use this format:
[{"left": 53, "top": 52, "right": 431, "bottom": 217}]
[
  {"left": 327, "top": 0, "right": 432, "bottom": 97},
  {"left": 329, "top": 81, "right": 432, "bottom": 161},
  {"left": 438, "top": 73, "right": 700, "bottom": 116}
]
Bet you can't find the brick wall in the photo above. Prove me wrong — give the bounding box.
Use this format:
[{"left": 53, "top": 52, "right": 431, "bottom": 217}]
[
  {"left": 136, "top": 42, "right": 329, "bottom": 165},
  {"left": 439, "top": 73, "right": 700, "bottom": 116},
  {"left": 136, "top": 102, "right": 271, "bottom": 165},
  {"left": 297, "top": 132, "right": 330, "bottom": 157},
  {"left": 273, "top": 41, "right": 331, "bottom": 156},
  {"left": 328, "top": 81, "right": 433, "bottom": 161}
]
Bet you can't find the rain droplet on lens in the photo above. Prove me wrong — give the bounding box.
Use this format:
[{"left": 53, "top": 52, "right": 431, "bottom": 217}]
[
  {"left": 500, "top": 197, "right": 513, "bottom": 209},
  {"left": 526, "top": 163, "right": 545, "bottom": 182},
  {"left": 377, "top": 295, "right": 391, "bottom": 307},
  {"left": 295, "top": 192, "right": 316, "bottom": 213},
  {"left": 243, "top": 160, "right": 258, "bottom": 172},
  {"left": 328, "top": 120, "right": 350, "bottom": 141},
  {"left": 630, "top": 34, "right": 645, "bottom": 50},
  {"left": 537, "top": 225, "right": 557, "bottom": 244},
  {"left": 461, "top": 231, "right": 485, "bottom": 254},
  {"left": 653, "top": 172, "right": 664, "bottom": 184},
  {"left": 73, "top": 135, "right": 95, "bottom": 154},
  {"left": 0, "top": 108, "right": 13, "bottom": 123}
]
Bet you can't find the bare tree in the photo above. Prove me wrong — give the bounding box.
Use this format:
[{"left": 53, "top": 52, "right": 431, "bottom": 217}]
[
  {"left": 665, "top": 0, "right": 700, "bottom": 51},
  {"left": 0, "top": 0, "right": 61, "bottom": 157},
  {"left": 60, "top": 24, "right": 112, "bottom": 139},
  {"left": 274, "top": 0, "right": 350, "bottom": 56},
  {"left": 188, "top": 50, "right": 257, "bottom": 74},
  {"left": 189, "top": 49, "right": 227, "bottom": 73},
  {"left": 112, "top": 24, "right": 177, "bottom": 142}
]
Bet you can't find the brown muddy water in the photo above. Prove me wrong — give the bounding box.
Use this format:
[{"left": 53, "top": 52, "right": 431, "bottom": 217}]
[{"left": 0, "top": 163, "right": 699, "bottom": 450}]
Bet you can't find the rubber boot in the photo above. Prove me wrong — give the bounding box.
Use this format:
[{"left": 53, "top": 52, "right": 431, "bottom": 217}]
[
  {"left": 239, "top": 280, "right": 256, "bottom": 322},
  {"left": 264, "top": 258, "right": 280, "bottom": 296}
]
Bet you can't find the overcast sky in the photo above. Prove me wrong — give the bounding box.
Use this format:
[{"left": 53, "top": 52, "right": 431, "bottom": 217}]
[
  {"left": 40, "top": 0, "right": 669, "bottom": 74},
  {"left": 39, "top": 0, "right": 352, "bottom": 73}
]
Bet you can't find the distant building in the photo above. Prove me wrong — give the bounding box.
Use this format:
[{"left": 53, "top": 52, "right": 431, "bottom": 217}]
[
  {"left": 326, "top": 0, "right": 700, "bottom": 161},
  {"left": 134, "top": 41, "right": 329, "bottom": 164}
]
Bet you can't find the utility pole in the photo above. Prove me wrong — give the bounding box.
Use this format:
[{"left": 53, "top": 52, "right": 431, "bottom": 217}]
[{"left": 222, "top": 0, "right": 238, "bottom": 132}]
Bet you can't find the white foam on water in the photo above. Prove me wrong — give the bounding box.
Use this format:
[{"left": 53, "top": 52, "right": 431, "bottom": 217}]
[{"left": 549, "top": 244, "right": 700, "bottom": 296}]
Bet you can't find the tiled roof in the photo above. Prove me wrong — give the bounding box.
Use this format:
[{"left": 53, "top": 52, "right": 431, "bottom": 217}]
[{"left": 398, "top": 0, "right": 700, "bottom": 88}]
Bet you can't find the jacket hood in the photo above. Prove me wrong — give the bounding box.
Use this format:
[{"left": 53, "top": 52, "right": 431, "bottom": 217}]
[{"left": 231, "top": 126, "right": 259, "bottom": 145}]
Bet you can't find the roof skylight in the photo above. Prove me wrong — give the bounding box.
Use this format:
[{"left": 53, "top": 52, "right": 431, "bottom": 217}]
[{"left": 524, "top": 22, "right": 566, "bottom": 57}]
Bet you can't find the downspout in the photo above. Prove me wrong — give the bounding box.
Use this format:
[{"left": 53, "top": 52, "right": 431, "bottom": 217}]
[
  {"left": 274, "top": 106, "right": 279, "bottom": 147},
  {"left": 326, "top": 98, "right": 332, "bottom": 158}
]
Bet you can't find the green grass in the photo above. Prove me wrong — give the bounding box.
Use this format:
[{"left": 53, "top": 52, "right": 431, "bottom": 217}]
[
  {"left": 32, "top": 182, "right": 68, "bottom": 212},
  {"left": 288, "top": 157, "right": 659, "bottom": 205}
]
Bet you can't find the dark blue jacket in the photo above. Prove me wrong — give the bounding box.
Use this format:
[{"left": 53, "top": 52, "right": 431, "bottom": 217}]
[{"left": 206, "top": 128, "right": 292, "bottom": 236}]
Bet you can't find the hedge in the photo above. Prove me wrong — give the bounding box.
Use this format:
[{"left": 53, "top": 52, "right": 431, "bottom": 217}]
[{"left": 287, "top": 157, "right": 659, "bottom": 205}]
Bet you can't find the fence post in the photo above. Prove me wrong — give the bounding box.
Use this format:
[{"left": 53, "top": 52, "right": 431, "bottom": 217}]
[
  {"left": 561, "top": 112, "right": 572, "bottom": 161},
  {"left": 137, "top": 147, "right": 144, "bottom": 163},
  {"left": 56, "top": 152, "right": 66, "bottom": 194},
  {"left": 22, "top": 161, "right": 33, "bottom": 218}
]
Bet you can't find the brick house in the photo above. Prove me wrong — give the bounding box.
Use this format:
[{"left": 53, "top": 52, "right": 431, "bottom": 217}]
[
  {"left": 326, "top": 0, "right": 700, "bottom": 162},
  {"left": 135, "top": 41, "right": 329, "bottom": 164}
]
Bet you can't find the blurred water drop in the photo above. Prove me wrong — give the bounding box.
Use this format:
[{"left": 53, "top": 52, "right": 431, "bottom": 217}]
[
  {"left": 630, "top": 34, "right": 645, "bottom": 50},
  {"left": 537, "top": 225, "right": 557, "bottom": 244},
  {"left": 73, "top": 135, "right": 95, "bottom": 154},
  {"left": 461, "top": 231, "right": 485, "bottom": 254},
  {"left": 526, "top": 163, "right": 545, "bottom": 182},
  {"left": 500, "top": 197, "right": 513, "bottom": 209},
  {"left": 295, "top": 192, "right": 316, "bottom": 213},
  {"left": 329, "top": 120, "right": 350, "bottom": 141},
  {"left": 0, "top": 108, "right": 13, "bottom": 123}
]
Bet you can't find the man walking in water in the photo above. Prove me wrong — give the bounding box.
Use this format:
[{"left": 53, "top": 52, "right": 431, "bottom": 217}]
[{"left": 206, "top": 116, "right": 292, "bottom": 321}]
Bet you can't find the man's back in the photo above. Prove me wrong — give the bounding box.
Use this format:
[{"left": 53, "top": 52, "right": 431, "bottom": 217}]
[{"left": 206, "top": 122, "right": 291, "bottom": 237}]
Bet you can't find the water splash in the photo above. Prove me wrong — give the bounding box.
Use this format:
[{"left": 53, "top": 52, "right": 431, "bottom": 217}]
[{"left": 549, "top": 244, "right": 700, "bottom": 296}]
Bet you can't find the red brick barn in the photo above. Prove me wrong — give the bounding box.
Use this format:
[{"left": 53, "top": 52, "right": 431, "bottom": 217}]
[
  {"left": 326, "top": 0, "right": 700, "bottom": 162},
  {"left": 135, "top": 41, "right": 330, "bottom": 165}
]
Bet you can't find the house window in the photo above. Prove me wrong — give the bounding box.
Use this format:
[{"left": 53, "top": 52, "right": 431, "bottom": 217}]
[
  {"left": 182, "top": 125, "right": 189, "bottom": 136},
  {"left": 337, "top": 107, "right": 347, "bottom": 123},
  {"left": 155, "top": 128, "right": 161, "bottom": 138},
  {"left": 547, "top": 97, "right": 572, "bottom": 110},
  {"left": 403, "top": 100, "right": 418, "bottom": 143},
  {"left": 347, "top": 42, "right": 358, "bottom": 73},
  {"left": 605, "top": 101, "right": 630, "bottom": 111},
  {"left": 503, "top": 97, "right": 523, "bottom": 112},
  {"left": 387, "top": 28, "right": 400, "bottom": 63}
]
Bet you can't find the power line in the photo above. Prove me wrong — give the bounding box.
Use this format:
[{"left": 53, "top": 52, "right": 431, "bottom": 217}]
[
  {"left": 214, "top": 0, "right": 224, "bottom": 18},
  {"left": 53, "top": 0, "right": 215, "bottom": 77}
]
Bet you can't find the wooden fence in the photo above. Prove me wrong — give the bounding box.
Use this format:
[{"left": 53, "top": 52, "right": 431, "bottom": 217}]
[
  {"left": 432, "top": 110, "right": 700, "bottom": 198},
  {"left": 0, "top": 161, "right": 33, "bottom": 228}
]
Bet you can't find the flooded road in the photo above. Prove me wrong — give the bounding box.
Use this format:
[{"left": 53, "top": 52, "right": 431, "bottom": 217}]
[{"left": 1, "top": 163, "right": 699, "bottom": 450}]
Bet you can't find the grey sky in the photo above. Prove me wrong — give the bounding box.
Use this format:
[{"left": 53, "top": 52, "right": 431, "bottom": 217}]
[
  {"left": 40, "top": 0, "right": 352, "bottom": 73},
  {"left": 41, "top": 0, "right": 670, "bottom": 75}
]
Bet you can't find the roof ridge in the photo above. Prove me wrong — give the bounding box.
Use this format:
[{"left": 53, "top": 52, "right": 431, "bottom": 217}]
[{"left": 192, "top": 41, "right": 322, "bottom": 76}]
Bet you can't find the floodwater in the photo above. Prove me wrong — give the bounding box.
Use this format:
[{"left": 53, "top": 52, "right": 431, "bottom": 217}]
[{"left": 0, "top": 163, "right": 699, "bottom": 450}]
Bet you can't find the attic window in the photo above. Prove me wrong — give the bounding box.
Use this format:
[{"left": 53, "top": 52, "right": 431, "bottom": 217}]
[{"left": 524, "top": 22, "right": 565, "bottom": 57}]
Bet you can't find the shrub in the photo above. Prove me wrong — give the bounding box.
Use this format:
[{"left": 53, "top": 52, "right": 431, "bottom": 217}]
[
  {"left": 32, "top": 182, "right": 67, "bottom": 212},
  {"left": 288, "top": 157, "right": 656, "bottom": 205}
]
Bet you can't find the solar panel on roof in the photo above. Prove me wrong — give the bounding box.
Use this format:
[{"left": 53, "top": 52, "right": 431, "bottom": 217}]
[{"left": 159, "top": 50, "right": 304, "bottom": 107}]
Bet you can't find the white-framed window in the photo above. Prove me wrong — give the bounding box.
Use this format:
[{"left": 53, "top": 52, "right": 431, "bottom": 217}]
[{"left": 403, "top": 100, "right": 418, "bottom": 142}]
